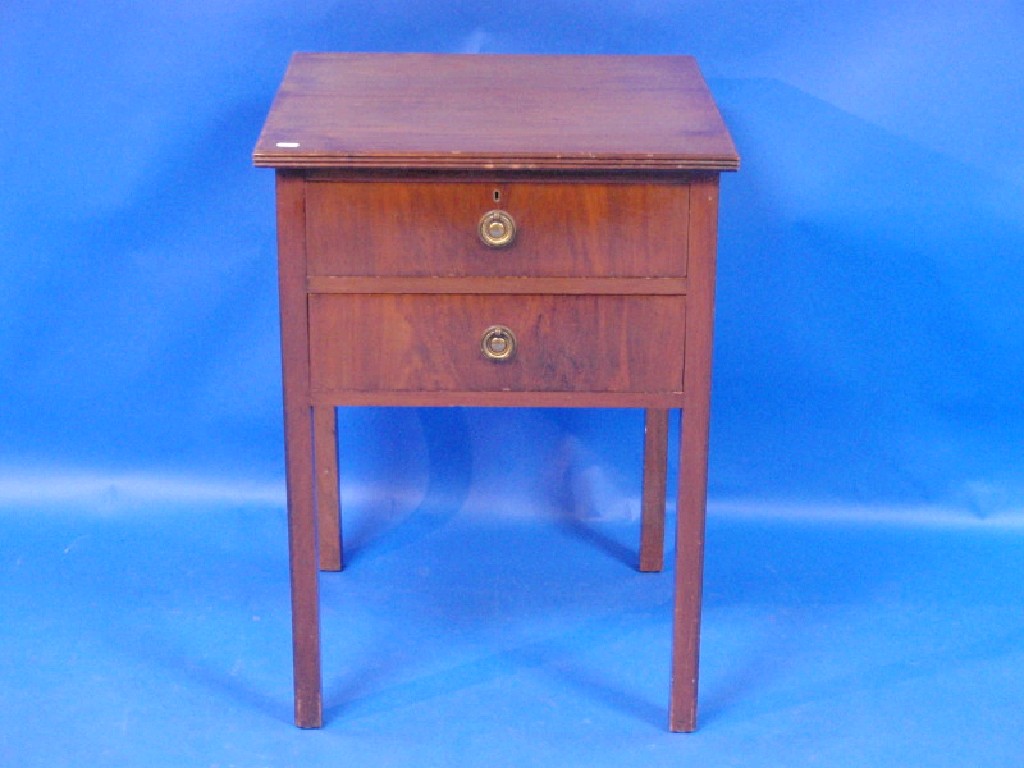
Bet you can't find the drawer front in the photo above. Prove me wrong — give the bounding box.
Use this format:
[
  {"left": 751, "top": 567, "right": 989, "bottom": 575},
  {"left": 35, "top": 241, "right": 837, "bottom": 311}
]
[
  {"left": 309, "top": 293, "right": 684, "bottom": 394},
  {"left": 305, "top": 181, "right": 688, "bottom": 278}
]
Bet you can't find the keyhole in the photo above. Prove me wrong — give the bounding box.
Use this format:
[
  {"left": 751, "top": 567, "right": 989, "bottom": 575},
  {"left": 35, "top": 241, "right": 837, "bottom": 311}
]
[{"left": 493, "top": 189, "right": 501, "bottom": 203}]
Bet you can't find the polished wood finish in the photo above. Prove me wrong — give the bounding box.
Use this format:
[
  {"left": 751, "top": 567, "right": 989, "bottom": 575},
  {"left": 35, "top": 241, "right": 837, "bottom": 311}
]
[
  {"left": 309, "top": 390, "right": 683, "bottom": 409},
  {"left": 306, "top": 181, "right": 688, "bottom": 277},
  {"left": 254, "top": 54, "right": 739, "bottom": 171},
  {"left": 314, "top": 406, "right": 342, "bottom": 572},
  {"left": 256, "top": 53, "right": 737, "bottom": 732},
  {"left": 640, "top": 409, "right": 669, "bottom": 572},
  {"left": 274, "top": 172, "right": 322, "bottom": 728},
  {"left": 308, "top": 293, "right": 685, "bottom": 395},
  {"left": 306, "top": 276, "right": 687, "bottom": 295},
  {"left": 670, "top": 175, "right": 720, "bottom": 732}
]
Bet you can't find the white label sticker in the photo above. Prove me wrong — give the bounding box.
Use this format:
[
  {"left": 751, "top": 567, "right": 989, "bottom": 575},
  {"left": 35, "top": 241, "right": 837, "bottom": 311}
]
[{"left": 275, "top": 141, "right": 301, "bottom": 148}]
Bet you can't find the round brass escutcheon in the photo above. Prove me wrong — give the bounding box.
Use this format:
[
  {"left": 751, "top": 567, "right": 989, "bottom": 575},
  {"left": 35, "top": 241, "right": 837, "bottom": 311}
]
[
  {"left": 481, "top": 325, "right": 517, "bottom": 361},
  {"left": 478, "top": 209, "right": 516, "bottom": 248}
]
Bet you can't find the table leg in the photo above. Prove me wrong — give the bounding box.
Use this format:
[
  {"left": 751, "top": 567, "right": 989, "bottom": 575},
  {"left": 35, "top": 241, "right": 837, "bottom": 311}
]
[
  {"left": 668, "top": 175, "right": 719, "bottom": 732},
  {"left": 670, "top": 402, "right": 709, "bottom": 732},
  {"left": 283, "top": 403, "right": 323, "bottom": 728},
  {"left": 315, "top": 406, "right": 343, "bottom": 571},
  {"left": 640, "top": 408, "right": 668, "bottom": 572},
  {"left": 276, "top": 171, "right": 323, "bottom": 728}
]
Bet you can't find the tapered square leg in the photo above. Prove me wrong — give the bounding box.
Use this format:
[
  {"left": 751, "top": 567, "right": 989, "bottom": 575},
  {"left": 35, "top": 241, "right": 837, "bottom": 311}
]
[
  {"left": 276, "top": 172, "right": 323, "bottom": 728},
  {"left": 669, "top": 403, "right": 709, "bottom": 732},
  {"left": 669, "top": 175, "right": 719, "bottom": 732},
  {"left": 314, "top": 405, "right": 343, "bottom": 571},
  {"left": 283, "top": 403, "right": 323, "bottom": 728},
  {"left": 640, "top": 408, "right": 669, "bottom": 572}
]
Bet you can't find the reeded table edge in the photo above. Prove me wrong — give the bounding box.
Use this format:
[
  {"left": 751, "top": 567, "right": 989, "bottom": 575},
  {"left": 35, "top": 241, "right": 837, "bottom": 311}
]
[{"left": 252, "top": 151, "right": 740, "bottom": 172}]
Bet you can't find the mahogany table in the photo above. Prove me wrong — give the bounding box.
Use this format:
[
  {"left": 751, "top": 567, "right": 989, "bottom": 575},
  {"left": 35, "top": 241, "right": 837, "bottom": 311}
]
[{"left": 254, "top": 52, "right": 738, "bottom": 731}]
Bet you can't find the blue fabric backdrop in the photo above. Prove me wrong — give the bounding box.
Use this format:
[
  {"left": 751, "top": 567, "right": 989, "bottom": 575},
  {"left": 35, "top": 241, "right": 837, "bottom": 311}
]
[
  {"left": 3, "top": 4, "right": 1024, "bottom": 767},
  {"left": 3, "top": 1, "right": 1022, "bottom": 518}
]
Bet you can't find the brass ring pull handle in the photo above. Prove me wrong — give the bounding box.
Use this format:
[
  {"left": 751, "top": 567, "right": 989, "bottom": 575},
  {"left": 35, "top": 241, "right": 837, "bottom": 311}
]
[
  {"left": 481, "top": 325, "right": 517, "bottom": 361},
  {"left": 478, "top": 210, "right": 516, "bottom": 248}
]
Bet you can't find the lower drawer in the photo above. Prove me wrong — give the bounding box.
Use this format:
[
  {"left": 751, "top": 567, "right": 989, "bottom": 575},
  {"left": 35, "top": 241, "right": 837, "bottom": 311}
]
[{"left": 308, "top": 293, "right": 685, "bottom": 395}]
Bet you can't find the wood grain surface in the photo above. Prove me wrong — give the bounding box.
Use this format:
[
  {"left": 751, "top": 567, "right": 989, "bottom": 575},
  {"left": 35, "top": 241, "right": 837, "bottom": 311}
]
[
  {"left": 305, "top": 180, "right": 688, "bottom": 277},
  {"left": 671, "top": 175, "right": 720, "bottom": 733},
  {"left": 256, "top": 52, "right": 736, "bottom": 733},
  {"left": 274, "top": 172, "right": 323, "bottom": 729},
  {"left": 640, "top": 408, "right": 669, "bottom": 572},
  {"left": 313, "top": 406, "right": 342, "bottom": 572},
  {"left": 306, "top": 276, "right": 687, "bottom": 295},
  {"left": 254, "top": 54, "right": 739, "bottom": 171},
  {"left": 308, "top": 293, "right": 685, "bottom": 395}
]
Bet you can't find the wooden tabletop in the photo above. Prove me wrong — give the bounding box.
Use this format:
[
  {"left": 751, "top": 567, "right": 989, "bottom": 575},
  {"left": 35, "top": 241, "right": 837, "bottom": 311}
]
[{"left": 253, "top": 53, "right": 739, "bottom": 171}]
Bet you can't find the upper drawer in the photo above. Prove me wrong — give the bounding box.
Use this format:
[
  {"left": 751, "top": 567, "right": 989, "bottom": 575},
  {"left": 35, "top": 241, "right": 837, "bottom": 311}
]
[{"left": 304, "top": 181, "right": 689, "bottom": 277}]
